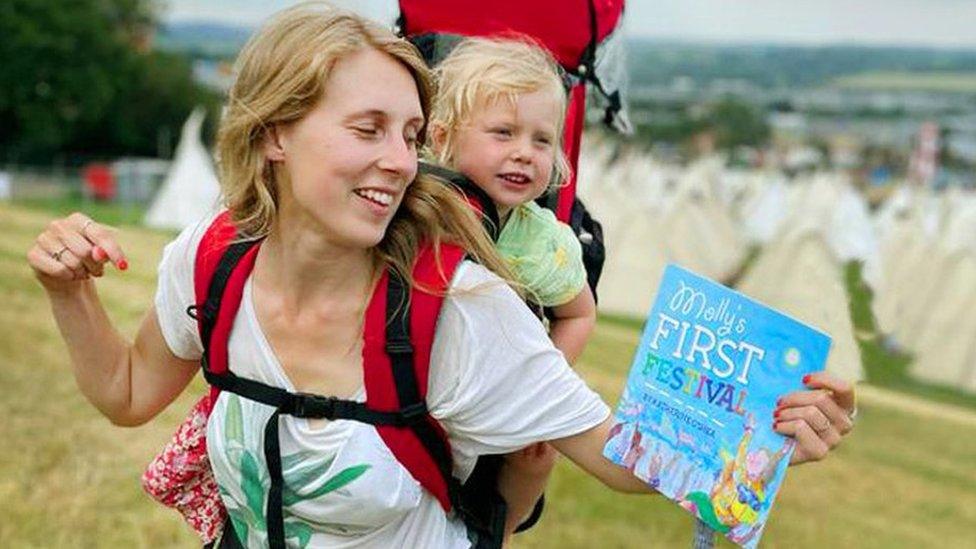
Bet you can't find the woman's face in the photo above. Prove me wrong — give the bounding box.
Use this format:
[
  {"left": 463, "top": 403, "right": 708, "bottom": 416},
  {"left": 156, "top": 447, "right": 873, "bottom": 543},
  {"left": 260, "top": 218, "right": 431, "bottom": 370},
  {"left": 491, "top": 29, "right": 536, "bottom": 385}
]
[{"left": 272, "top": 47, "right": 424, "bottom": 249}]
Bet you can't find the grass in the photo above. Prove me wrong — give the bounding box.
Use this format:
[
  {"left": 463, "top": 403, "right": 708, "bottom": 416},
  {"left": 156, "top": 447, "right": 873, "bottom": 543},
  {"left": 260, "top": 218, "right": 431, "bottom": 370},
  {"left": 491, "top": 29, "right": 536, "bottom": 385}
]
[
  {"left": 843, "top": 262, "right": 976, "bottom": 412},
  {"left": 2, "top": 201, "right": 974, "bottom": 548},
  {"left": 14, "top": 195, "right": 154, "bottom": 229}
]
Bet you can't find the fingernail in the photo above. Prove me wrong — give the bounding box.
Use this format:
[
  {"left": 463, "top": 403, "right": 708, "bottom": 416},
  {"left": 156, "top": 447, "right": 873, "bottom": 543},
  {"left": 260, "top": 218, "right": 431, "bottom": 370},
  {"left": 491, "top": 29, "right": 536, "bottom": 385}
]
[
  {"left": 772, "top": 421, "right": 779, "bottom": 430},
  {"left": 802, "top": 374, "right": 812, "bottom": 384},
  {"left": 776, "top": 398, "right": 783, "bottom": 406},
  {"left": 117, "top": 259, "right": 128, "bottom": 271},
  {"left": 774, "top": 409, "right": 781, "bottom": 418}
]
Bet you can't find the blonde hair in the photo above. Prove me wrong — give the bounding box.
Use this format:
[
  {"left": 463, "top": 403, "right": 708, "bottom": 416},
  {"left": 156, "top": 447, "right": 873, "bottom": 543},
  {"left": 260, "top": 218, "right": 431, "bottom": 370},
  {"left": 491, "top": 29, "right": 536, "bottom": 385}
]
[
  {"left": 216, "top": 2, "right": 516, "bottom": 292},
  {"left": 430, "top": 36, "right": 572, "bottom": 186}
]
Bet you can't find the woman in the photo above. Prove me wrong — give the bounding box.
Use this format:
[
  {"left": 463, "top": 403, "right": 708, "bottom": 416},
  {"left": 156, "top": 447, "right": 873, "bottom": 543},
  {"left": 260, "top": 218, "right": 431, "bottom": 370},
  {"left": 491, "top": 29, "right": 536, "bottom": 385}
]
[{"left": 26, "top": 4, "right": 855, "bottom": 547}]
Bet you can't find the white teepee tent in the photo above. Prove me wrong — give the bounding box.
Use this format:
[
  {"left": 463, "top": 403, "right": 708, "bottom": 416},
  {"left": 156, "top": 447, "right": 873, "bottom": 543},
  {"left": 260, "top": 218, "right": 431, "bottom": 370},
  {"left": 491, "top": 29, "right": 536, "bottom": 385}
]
[
  {"left": 144, "top": 108, "right": 221, "bottom": 231},
  {"left": 736, "top": 228, "right": 864, "bottom": 381}
]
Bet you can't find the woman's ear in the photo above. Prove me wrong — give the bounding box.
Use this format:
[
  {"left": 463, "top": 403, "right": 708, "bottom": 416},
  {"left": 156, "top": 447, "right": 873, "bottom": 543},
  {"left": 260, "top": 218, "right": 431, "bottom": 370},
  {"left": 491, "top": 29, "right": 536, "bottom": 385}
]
[{"left": 262, "top": 125, "right": 286, "bottom": 161}]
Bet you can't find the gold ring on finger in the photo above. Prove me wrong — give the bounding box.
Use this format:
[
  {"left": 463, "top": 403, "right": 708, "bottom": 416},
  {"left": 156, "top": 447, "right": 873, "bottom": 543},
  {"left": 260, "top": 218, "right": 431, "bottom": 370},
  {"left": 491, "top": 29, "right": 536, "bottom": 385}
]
[{"left": 51, "top": 246, "right": 69, "bottom": 261}]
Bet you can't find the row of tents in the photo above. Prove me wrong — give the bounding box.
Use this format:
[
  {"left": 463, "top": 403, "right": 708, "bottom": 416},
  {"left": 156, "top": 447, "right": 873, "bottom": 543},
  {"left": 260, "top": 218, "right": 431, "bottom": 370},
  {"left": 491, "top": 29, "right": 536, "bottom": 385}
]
[{"left": 579, "top": 137, "right": 976, "bottom": 393}]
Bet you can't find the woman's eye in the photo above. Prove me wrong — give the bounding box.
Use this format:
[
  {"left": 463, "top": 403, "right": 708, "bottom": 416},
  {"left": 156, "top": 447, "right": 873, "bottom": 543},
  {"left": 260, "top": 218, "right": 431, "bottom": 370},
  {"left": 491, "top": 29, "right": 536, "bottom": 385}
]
[{"left": 354, "top": 126, "right": 379, "bottom": 137}]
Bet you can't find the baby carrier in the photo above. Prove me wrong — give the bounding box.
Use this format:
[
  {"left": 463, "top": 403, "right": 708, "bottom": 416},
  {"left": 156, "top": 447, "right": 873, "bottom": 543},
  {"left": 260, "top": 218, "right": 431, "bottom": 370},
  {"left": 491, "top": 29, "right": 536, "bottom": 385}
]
[
  {"left": 144, "top": 211, "right": 515, "bottom": 549},
  {"left": 398, "top": 0, "right": 633, "bottom": 300}
]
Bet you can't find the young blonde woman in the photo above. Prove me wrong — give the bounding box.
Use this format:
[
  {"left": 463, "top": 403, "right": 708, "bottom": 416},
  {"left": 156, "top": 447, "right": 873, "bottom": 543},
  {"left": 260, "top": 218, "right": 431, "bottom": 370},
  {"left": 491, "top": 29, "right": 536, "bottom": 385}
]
[{"left": 26, "top": 3, "right": 856, "bottom": 547}]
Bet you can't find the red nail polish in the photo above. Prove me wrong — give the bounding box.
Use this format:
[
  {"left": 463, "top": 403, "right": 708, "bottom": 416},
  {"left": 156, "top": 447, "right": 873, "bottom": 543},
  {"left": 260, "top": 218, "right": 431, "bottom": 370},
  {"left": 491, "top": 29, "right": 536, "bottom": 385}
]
[
  {"left": 117, "top": 259, "right": 128, "bottom": 271},
  {"left": 772, "top": 421, "right": 779, "bottom": 430},
  {"left": 802, "top": 374, "right": 811, "bottom": 384},
  {"left": 776, "top": 398, "right": 783, "bottom": 407},
  {"left": 774, "top": 409, "right": 781, "bottom": 418}
]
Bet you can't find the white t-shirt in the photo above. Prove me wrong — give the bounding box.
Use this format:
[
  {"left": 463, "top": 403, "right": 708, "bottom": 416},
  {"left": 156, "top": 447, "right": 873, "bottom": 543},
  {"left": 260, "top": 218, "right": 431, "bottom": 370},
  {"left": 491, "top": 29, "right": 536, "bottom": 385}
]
[{"left": 154, "top": 217, "right": 610, "bottom": 548}]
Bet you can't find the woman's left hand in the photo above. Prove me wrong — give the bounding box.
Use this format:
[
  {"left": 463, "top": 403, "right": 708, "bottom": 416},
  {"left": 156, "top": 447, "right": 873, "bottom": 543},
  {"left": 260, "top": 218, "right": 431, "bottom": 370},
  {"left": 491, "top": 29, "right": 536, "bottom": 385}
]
[{"left": 773, "top": 372, "right": 857, "bottom": 465}]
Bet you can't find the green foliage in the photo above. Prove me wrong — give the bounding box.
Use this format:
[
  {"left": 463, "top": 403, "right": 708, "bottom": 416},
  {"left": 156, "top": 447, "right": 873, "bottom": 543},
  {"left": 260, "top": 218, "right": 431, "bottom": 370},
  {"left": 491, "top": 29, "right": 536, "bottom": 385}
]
[
  {"left": 0, "top": 0, "right": 220, "bottom": 163},
  {"left": 634, "top": 98, "right": 770, "bottom": 151},
  {"left": 627, "top": 41, "right": 976, "bottom": 90},
  {"left": 706, "top": 98, "right": 770, "bottom": 150}
]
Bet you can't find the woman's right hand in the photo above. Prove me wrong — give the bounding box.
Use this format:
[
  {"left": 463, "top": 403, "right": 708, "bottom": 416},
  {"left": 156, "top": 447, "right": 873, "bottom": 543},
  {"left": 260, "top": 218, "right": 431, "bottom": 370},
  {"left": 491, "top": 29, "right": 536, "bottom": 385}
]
[{"left": 27, "top": 212, "right": 128, "bottom": 293}]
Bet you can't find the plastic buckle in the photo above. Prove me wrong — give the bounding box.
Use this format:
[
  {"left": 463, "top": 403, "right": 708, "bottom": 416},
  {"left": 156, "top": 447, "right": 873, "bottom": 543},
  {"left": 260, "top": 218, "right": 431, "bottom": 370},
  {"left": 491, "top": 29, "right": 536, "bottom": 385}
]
[{"left": 291, "top": 393, "right": 337, "bottom": 419}]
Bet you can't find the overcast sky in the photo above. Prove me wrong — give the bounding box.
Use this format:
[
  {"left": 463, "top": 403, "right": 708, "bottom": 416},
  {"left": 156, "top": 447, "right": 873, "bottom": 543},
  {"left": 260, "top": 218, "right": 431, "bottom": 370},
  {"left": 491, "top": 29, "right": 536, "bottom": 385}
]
[{"left": 163, "top": 0, "right": 976, "bottom": 49}]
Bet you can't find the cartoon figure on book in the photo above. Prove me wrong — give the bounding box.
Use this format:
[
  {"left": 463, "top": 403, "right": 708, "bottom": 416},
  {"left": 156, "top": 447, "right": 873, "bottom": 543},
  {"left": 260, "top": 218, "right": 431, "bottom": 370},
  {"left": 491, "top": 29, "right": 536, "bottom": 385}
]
[
  {"left": 25, "top": 3, "right": 856, "bottom": 548},
  {"left": 681, "top": 413, "right": 789, "bottom": 541}
]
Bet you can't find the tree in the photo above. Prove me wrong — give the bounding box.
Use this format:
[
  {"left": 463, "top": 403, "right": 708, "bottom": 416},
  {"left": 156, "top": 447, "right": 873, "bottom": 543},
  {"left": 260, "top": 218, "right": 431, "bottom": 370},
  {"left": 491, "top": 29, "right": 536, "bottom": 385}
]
[
  {"left": 705, "top": 98, "right": 770, "bottom": 151},
  {"left": 0, "top": 0, "right": 219, "bottom": 163}
]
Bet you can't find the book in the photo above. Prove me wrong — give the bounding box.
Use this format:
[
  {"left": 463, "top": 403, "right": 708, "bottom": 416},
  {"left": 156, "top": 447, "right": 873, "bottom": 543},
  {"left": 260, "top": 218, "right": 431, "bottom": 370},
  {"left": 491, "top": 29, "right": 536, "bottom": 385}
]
[{"left": 602, "top": 264, "right": 831, "bottom": 548}]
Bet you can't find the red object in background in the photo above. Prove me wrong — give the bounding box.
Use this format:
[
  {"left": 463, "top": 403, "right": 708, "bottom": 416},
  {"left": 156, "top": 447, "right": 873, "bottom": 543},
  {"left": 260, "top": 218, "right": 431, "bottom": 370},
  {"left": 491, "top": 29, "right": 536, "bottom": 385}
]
[
  {"left": 398, "top": 0, "right": 623, "bottom": 69},
  {"left": 83, "top": 163, "right": 115, "bottom": 201}
]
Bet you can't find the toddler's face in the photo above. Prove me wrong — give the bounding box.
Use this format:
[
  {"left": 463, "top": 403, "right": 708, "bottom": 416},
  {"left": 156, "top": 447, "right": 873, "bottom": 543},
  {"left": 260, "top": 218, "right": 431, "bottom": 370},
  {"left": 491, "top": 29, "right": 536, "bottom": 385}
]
[{"left": 452, "top": 89, "right": 560, "bottom": 218}]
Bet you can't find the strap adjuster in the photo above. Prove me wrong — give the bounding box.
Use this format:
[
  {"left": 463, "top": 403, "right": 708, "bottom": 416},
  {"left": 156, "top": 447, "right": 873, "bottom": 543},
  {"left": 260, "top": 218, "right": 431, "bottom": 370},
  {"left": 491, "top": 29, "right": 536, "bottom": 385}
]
[
  {"left": 398, "top": 401, "right": 428, "bottom": 425},
  {"left": 386, "top": 337, "right": 414, "bottom": 355},
  {"left": 289, "top": 393, "right": 338, "bottom": 419}
]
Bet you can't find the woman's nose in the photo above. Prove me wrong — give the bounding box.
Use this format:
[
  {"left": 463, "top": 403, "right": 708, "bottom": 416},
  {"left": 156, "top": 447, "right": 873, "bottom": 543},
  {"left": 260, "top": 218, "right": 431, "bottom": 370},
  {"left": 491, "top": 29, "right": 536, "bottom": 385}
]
[{"left": 379, "top": 135, "right": 416, "bottom": 175}]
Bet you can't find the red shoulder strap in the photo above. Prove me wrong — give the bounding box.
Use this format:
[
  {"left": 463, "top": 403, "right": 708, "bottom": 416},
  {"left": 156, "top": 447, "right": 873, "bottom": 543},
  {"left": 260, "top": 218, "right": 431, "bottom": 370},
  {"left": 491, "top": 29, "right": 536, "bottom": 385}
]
[
  {"left": 193, "top": 211, "right": 261, "bottom": 408},
  {"left": 194, "top": 216, "right": 467, "bottom": 510},
  {"left": 362, "top": 243, "right": 467, "bottom": 511}
]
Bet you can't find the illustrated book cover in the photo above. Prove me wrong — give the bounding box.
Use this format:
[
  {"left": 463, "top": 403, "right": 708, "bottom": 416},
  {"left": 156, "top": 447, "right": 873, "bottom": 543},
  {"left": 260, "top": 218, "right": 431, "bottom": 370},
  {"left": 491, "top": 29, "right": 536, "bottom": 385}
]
[{"left": 602, "top": 264, "right": 832, "bottom": 548}]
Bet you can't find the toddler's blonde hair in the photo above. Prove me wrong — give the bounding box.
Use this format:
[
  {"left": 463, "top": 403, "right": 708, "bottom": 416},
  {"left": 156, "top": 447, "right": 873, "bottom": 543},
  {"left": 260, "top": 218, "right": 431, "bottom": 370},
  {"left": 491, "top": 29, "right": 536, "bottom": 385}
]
[{"left": 430, "top": 36, "right": 572, "bottom": 186}]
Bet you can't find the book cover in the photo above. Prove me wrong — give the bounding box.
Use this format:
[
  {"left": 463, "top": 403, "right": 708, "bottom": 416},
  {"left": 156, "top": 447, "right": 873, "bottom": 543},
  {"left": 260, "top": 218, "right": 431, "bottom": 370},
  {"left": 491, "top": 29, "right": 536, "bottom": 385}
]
[{"left": 602, "top": 264, "right": 831, "bottom": 548}]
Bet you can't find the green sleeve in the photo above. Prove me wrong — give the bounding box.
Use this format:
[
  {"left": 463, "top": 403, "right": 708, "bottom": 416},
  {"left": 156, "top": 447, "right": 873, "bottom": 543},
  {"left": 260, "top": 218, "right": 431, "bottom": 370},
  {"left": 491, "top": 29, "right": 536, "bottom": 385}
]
[{"left": 496, "top": 203, "right": 587, "bottom": 307}]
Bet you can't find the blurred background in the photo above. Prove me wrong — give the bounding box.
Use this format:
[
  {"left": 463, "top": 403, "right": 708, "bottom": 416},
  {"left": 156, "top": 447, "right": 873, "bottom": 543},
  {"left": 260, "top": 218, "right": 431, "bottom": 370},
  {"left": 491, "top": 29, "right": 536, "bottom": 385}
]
[{"left": 1, "top": 1, "right": 974, "bottom": 547}]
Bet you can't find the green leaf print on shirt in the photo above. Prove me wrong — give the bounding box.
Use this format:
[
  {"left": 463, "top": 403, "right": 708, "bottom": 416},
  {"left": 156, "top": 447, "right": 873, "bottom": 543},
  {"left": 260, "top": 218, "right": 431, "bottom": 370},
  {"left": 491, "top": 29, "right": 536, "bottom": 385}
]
[
  {"left": 225, "top": 392, "right": 245, "bottom": 445},
  {"left": 282, "top": 463, "right": 371, "bottom": 507},
  {"left": 219, "top": 395, "right": 372, "bottom": 548}
]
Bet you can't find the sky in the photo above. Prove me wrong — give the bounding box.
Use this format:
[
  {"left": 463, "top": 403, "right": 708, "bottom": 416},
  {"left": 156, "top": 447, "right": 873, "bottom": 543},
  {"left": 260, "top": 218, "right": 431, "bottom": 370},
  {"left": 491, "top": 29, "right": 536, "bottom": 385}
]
[{"left": 162, "top": 0, "right": 976, "bottom": 49}]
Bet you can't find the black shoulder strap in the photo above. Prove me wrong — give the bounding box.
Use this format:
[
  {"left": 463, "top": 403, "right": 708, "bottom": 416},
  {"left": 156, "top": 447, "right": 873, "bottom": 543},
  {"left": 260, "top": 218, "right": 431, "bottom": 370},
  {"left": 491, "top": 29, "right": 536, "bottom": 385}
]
[
  {"left": 386, "top": 268, "right": 506, "bottom": 549},
  {"left": 197, "top": 239, "right": 259, "bottom": 372},
  {"left": 420, "top": 161, "right": 501, "bottom": 241},
  {"left": 384, "top": 270, "right": 462, "bottom": 497}
]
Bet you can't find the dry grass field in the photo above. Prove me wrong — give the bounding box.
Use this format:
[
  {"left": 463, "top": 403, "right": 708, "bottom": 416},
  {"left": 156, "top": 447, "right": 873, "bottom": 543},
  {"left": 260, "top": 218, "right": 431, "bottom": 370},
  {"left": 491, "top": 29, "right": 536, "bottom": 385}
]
[{"left": 1, "top": 202, "right": 974, "bottom": 548}]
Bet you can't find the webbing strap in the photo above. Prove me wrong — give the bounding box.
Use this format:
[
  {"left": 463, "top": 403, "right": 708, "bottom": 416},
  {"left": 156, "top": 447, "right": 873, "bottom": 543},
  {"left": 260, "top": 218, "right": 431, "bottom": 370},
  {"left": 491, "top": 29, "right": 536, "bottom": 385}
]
[
  {"left": 200, "top": 239, "right": 258, "bottom": 371},
  {"left": 419, "top": 162, "right": 500, "bottom": 241},
  {"left": 385, "top": 271, "right": 503, "bottom": 546},
  {"left": 207, "top": 366, "right": 436, "bottom": 549},
  {"left": 264, "top": 410, "right": 285, "bottom": 549},
  {"left": 385, "top": 270, "right": 464, "bottom": 509},
  {"left": 202, "top": 366, "right": 428, "bottom": 425}
]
